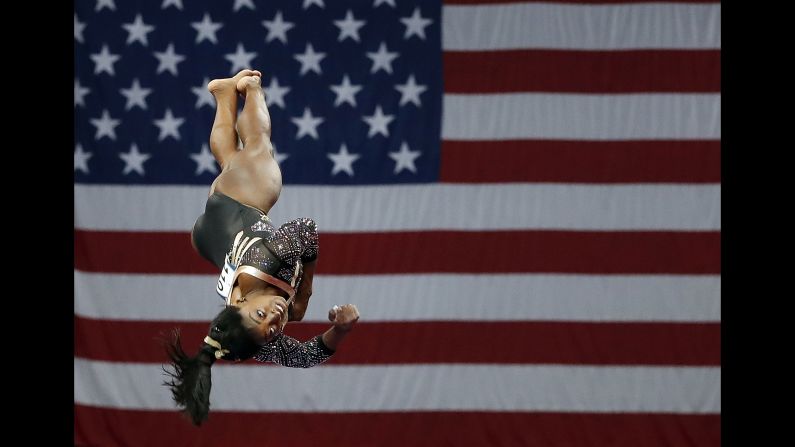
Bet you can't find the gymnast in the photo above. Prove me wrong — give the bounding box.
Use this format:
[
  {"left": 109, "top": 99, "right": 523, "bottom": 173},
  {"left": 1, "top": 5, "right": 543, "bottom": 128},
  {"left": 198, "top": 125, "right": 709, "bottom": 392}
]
[{"left": 163, "top": 69, "right": 359, "bottom": 426}]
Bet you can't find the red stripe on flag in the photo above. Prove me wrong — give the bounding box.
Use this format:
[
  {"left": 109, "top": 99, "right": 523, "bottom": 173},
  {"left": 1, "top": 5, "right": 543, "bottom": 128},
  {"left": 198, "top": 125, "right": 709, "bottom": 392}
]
[
  {"left": 440, "top": 140, "right": 721, "bottom": 183},
  {"left": 75, "top": 405, "right": 721, "bottom": 447},
  {"left": 75, "top": 316, "right": 720, "bottom": 365},
  {"left": 74, "top": 230, "right": 720, "bottom": 274},
  {"left": 444, "top": 50, "right": 720, "bottom": 93}
]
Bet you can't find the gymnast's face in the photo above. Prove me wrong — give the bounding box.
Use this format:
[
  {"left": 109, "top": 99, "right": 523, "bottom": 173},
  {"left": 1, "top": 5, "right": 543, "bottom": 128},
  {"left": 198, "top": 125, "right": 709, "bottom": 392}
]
[{"left": 231, "top": 292, "right": 289, "bottom": 344}]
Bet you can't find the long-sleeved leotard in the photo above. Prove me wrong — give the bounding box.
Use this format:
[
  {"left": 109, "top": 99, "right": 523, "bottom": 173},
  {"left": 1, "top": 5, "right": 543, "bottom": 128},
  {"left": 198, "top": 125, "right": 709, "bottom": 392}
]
[
  {"left": 206, "top": 194, "right": 318, "bottom": 301},
  {"left": 192, "top": 191, "right": 318, "bottom": 300},
  {"left": 237, "top": 215, "right": 318, "bottom": 292},
  {"left": 219, "top": 215, "right": 317, "bottom": 298},
  {"left": 253, "top": 334, "right": 334, "bottom": 368}
]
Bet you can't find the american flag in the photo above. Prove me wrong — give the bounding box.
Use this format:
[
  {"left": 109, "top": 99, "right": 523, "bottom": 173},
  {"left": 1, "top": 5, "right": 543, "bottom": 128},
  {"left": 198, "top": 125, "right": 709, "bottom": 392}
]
[{"left": 74, "top": 0, "right": 721, "bottom": 446}]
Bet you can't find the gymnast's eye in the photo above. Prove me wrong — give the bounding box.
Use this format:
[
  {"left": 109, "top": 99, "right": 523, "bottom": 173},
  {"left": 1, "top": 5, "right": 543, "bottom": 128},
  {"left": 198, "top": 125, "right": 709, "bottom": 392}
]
[{"left": 257, "top": 309, "right": 266, "bottom": 319}]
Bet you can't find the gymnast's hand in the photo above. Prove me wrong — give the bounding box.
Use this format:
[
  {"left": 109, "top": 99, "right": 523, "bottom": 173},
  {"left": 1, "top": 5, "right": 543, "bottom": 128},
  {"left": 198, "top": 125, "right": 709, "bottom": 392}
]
[{"left": 328, "top": 304, "right": 360, "bottom": 332}]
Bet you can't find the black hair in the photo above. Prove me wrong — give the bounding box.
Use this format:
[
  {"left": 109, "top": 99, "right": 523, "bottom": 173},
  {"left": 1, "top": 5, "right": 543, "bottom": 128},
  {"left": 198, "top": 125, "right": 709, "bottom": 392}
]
[{"left": 162, "top": 306, "right": 261, "bottom": 426}]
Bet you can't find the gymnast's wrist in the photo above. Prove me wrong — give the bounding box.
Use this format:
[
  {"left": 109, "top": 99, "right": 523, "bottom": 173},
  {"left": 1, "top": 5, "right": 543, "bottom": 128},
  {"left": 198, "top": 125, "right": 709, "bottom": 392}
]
[{"left": 331, "top": 324, "right": 353, "bottom": 335}]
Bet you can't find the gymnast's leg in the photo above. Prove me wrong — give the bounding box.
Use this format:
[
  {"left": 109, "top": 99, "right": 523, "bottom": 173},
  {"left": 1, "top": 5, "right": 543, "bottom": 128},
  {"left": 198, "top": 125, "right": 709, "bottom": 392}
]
[
  {"left": 190, "top": 69, "right": 260, "bottom": 253},
  {"left": 235, "top": 74, "right": 272, "bottom": 149},
  {"left": 212, "top": 74, "right": 283, "bottom": 215},
  {"left": 205, "top": 69, "right": 261, "bottom": 192}
]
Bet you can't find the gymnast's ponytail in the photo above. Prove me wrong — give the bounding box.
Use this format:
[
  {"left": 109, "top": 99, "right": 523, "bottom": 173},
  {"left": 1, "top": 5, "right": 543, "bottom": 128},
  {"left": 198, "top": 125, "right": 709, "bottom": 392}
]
[{"left": 162, "top": 306, "right": 261, "bottom": 425}]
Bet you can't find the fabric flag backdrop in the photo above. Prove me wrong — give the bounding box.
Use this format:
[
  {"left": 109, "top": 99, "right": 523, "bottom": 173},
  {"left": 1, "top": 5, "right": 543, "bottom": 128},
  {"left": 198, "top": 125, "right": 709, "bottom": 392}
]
[{"left": 74, "top": 0, "right": 720, "bottom": 446}]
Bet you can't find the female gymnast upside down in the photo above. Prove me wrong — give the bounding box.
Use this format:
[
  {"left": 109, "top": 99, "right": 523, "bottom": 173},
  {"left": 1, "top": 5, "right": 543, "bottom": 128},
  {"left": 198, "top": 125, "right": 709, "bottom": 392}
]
[{"left": 163, "top": 69, "right": 360, "bottom": 426}]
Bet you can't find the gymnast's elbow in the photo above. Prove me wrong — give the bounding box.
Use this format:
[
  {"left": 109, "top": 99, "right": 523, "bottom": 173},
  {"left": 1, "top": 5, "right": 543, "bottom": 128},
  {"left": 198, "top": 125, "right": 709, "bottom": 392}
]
[{"left": 290, "top": 293, "right": 311, "bottom": 321}]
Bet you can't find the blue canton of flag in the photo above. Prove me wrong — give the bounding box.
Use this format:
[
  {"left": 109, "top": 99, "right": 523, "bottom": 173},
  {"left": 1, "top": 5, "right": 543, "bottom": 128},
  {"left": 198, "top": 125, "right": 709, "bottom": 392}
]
[{"left": 74, "top": 0, "right": 442, "bottom": 185}]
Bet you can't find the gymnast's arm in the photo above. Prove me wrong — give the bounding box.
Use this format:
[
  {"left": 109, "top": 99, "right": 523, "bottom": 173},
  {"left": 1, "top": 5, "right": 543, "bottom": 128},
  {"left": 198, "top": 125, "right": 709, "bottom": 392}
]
[
  {"left": 254, "top": 304, "right": 360, "bottom": 368},
  {"left": 288, "top": 217, "right": 319, "bottom": 322},
  {"left": 289, "top": 259, "right": 315, "bottom": 322}
]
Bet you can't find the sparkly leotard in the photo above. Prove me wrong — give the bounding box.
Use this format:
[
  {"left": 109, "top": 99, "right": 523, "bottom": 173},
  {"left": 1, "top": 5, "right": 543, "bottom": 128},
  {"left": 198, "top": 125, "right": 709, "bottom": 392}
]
[
  {"left": 192, "top": 192, "right": 318, "bottom": 300},
  {"left": 216, "top": 213, "right": 318, "bottom": 300},
  {"left": 193, "top": 192, "right": 330, "bottom": 367},
  {"left": 254, "top": 333, "right": 334, "bottom": 367}
]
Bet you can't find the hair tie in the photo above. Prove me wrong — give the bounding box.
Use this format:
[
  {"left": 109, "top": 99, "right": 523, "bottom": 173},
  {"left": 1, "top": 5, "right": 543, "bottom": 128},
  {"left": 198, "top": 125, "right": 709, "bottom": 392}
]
[{"left": 204, "top": 336, "right": 230, "bottom": 359}]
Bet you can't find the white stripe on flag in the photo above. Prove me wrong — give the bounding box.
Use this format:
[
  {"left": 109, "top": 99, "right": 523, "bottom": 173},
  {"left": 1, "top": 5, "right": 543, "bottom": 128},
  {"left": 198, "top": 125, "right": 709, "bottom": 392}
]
[
  {"left": 75, "top": 271, "right": 721, "bottom": 322},
  {"left": 75, "top": 359, "right": 721, "bottom": 413},
  {"left": 442, "top": 3, "right": 721, "bottom": 50},
  {"left": 442, "top": 94, "right": 720, "bottom": 140},
  {"left": 74, "top": 184, "right": 721, "bottom": 232}
]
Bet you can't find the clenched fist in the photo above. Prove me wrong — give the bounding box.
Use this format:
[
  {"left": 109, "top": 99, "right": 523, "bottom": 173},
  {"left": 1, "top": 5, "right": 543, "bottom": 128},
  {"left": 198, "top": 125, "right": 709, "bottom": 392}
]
[{"left": 328, "top": 304, "right": 360, "bottom": 332}]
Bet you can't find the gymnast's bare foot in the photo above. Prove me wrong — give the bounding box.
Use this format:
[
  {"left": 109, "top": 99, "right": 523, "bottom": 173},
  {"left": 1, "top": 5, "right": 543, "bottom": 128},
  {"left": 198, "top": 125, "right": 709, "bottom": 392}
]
[
  {"left": 208, "top": 69, "right": 261, "bottom": 96},
  {"left": 236, "top": 75, "right": 262, "bottom": 94}
]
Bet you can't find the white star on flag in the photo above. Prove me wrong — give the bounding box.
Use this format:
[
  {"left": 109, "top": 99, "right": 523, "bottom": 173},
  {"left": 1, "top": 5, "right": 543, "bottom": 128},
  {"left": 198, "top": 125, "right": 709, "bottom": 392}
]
[
  {"left": 225, "top": 43, "right": 257, "bottom": 74},
  {"left": 74, "top": 79, "right": 90, "bottom": 108},
  {"left": 334, "top": 10, "right": 366, "bottom": 42},
  {"left": 264, "top": 77, "right": 290, "bottom": 108},
  {"left": 273, "top": 145, "right": 289, "bottom": 165},
  {"left": 400, "top": 7, "right": 433, "bottom": 40},
  {"left": 95, "top": 0, "right": 115, "bottom": 12},
  {"left": 366, "top": 42, "right": 398, "bottom": 74},
  {"left": 90, "top": 110, "right": 121, "bottom": 140},
  {"left": 233, "top": 0, "right": 256, "bottom": 11},
  {"left": 122, "top": 14, "right": 155, "bottom": 46},
  {"left": 74, "top": 14, "right": 85, "bottom": 43},
  {"left": 119, "top": 144, "right": 151, "bottom": 176},
  {"left": 362, "top": 105, "right": 394, "bottom": 137},
  {"left": 74, "top": 144, "right": 92, "bottom": 174},
  {"left": 190, "top": 144, "right": 219, "bottom": 175},
  {"left": 191, "top": 77, "right": 215, "bottom": 109},
  {"left": 395, "top": 74, "right": 427, "bottom": 107},
  {"left": 161, "top": 0, "right": 182, "bottom": 9},
  {"left": 388, "top": 142, "right": 422, "bottom": 174},
  {"left": 153, "top": 109, "right": 185, "bottom": 141},
  {"left": 120, "top": 79, "right": 152, "bottom": 111},
  {"left": 328, "top": 144, "right": 360, "bottom": 176},
  {"left": 262, "top": 11, "right": 294, "bottom": 44},
  {"left": 373, "top": 0, "right": 395, "bottom": 7},
  {"left": 191, "top": 13, "right": 223, "bottom": 44},
  {"left": 294, "top": 43, "right": 326, "bottom": 76},
  {"left": 330, "top": 75, "right": 362, "bottom": 107},
  {"left": 154, "top": 43, "right": 186, "bottom": 75},
  {"left": 303, "top": 0, "right": 325, "bottom": 9},
  {"left": 90, "top": 45, "right": 121, "bottom": 76},
  {"left": 291, "top": 108, "right": 324, "bottom": 140}
]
